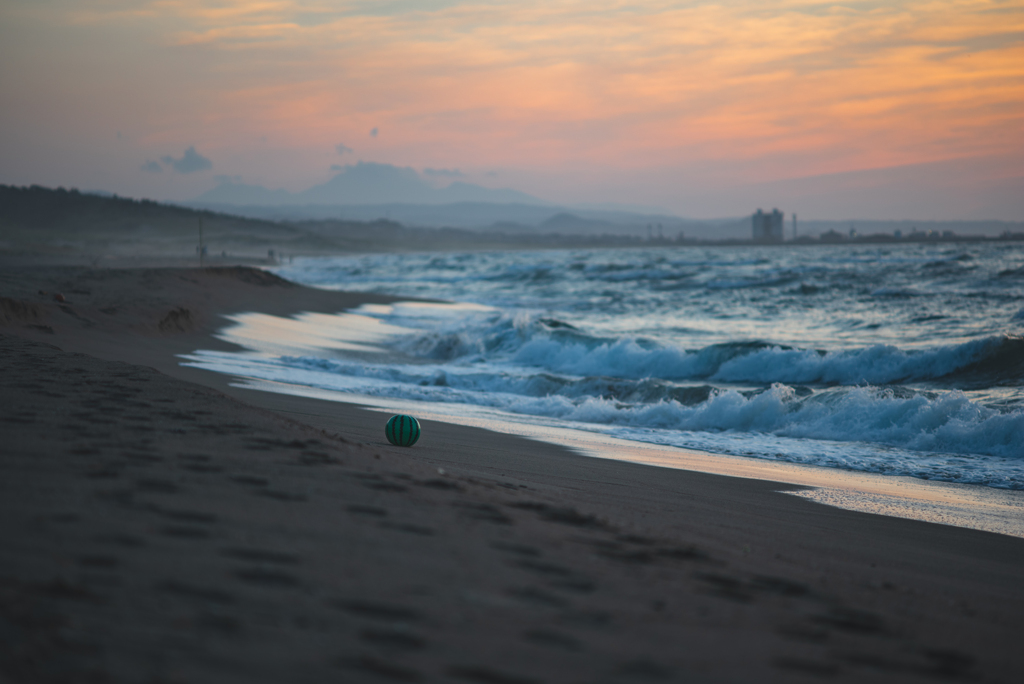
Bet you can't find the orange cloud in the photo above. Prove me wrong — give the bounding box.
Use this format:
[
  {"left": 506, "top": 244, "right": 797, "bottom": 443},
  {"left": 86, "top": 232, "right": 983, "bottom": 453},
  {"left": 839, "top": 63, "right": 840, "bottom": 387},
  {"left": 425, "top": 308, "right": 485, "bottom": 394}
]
[{"left": 7, "top": 0, "right": 1024, "bottom": 188}]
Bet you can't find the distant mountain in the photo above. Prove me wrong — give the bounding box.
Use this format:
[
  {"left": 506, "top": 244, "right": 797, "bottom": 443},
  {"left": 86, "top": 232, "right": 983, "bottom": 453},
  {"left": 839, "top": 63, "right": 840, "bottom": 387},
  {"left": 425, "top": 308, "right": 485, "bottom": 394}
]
[
  {"left": 0, "top": 184, "right": 662, "bottom": 260},
  {"left": 187, "top": 200, "right": 695, "bottom": 237},
  {"left": 437, "top": 181, "right": 539, "bottom": 205},
  {"left": 197, "top": 182, "right": 294, "bottom": 206},
  {"left": 542, "top": 213, "right": 615, "bottom": 232},
  {"left": 196, "top": 162, "right": 545, "bottom": 207},
  {"left": 300, "top": 163, "right": 431, "bottom": 204}
]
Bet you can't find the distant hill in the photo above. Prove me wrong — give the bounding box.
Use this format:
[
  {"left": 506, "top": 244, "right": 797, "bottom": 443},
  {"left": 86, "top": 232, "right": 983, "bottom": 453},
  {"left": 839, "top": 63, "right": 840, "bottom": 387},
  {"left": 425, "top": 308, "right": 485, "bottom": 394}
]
[
  {"left": 188, "top": 198, "right": 710, "bottom": 239},
  {"left": 0, "top": 185, "right": 350, "bottom": 259},
  {"left": 10, "top": 186, "right": 1010, "bottom": 265},
  {"left": 0, "top": 185, "right": 656, "bottom": 262},
  {"left": 192, "top": 183, "right": 294, "bottom": 206},
  {"left": 1, "top": 185, "right": 277, "bottom": 238},
  {"left": 542, "top": 213, "right": 615, "bottom": 233}
]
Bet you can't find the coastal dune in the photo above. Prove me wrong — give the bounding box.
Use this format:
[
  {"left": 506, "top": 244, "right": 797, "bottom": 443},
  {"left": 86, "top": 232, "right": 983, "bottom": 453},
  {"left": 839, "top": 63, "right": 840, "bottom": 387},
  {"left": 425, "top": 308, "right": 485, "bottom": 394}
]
[{"left": 2, "top": 265, "right": 1022, "bottom": 683}]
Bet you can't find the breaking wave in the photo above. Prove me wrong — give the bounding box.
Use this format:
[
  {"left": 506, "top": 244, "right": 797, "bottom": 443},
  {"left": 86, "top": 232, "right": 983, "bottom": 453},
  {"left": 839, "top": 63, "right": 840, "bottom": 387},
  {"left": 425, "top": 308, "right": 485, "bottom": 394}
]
[
  {"left": 185, "top": 348, "right": 1024, "bottom": 487},
  {"left": 186, "top": 244, "right": 1024, "bottom": 489},
  {"left": 393, "top": 309, "right": 1024, "bottom": 388}
]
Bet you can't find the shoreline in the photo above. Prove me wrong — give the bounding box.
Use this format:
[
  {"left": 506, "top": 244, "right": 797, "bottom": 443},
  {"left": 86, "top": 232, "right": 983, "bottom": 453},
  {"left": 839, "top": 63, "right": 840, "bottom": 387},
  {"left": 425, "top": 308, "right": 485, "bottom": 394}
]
[
  {"left": 219, "top": 376, "right": 1024, "bottom": 540},
  {"left": 175, "top": 270, "right": 1024, "bottom": 538},
  {"left": 3, "top": 264, "right": 1024, "bottom": 681}
]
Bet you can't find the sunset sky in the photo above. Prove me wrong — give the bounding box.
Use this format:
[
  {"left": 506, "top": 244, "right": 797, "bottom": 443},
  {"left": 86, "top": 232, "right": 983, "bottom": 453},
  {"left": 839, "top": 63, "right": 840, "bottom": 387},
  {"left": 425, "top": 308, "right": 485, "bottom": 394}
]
[{"left": 1, "top": 0, "right": 1022, "bottom": 219}]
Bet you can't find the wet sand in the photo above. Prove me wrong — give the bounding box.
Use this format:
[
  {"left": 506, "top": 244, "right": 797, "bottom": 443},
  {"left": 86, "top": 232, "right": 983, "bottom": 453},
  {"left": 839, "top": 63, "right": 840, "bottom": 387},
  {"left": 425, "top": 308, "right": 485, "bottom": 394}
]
[
  {"left": 220, "top": 378, "right": 1024, "bottom": 539},
  {"left": 2, "top": 265, "right": 1023, "bottom": 683}
]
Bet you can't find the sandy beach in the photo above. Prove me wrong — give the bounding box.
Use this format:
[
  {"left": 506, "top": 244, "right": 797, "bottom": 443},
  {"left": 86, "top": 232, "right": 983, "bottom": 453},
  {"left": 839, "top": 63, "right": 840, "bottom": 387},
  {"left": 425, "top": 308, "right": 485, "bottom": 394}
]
[{"left": 3, "top": 264, "right": 1023, "bottom": 683}]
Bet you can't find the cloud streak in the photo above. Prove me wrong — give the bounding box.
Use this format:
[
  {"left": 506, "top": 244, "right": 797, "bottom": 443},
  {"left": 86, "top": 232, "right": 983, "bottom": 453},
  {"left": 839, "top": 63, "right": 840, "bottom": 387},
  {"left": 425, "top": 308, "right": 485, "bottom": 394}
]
[
  {"left": 5, "top": 0, "right": 1023, "bottom": 214},
  {"left": 124, "top": 1, "right": 1021, "bottom": 174}
]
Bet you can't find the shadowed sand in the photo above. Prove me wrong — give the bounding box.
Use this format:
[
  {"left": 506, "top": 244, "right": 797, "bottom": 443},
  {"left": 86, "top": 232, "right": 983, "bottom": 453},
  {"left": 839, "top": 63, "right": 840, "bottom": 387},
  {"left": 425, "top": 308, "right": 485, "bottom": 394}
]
[{"left": 2, "top": 265, "right": 1022, "bottom": 683}]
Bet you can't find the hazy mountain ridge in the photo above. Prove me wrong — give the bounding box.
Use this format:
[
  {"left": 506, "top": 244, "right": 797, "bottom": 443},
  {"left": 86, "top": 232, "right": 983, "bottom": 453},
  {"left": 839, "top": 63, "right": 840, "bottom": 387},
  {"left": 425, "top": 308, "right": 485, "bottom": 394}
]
[
  {"left": 0, "top": 185, "right": 655, "bottom": 263},
  {"left": 187, "top": 200, "right": 696, "bottom": 237},
  {"left": 4, "top": 186, "right": 1020, "bottom": 268},
  {"left": 190, "top": 161, "right": 1024, "bottom": 240},
  {"left": 198, "top": 162, "right": 544, "bottom": 207},
  {"left": 0, "top": 184, "right": 327, "bottom": 258}
]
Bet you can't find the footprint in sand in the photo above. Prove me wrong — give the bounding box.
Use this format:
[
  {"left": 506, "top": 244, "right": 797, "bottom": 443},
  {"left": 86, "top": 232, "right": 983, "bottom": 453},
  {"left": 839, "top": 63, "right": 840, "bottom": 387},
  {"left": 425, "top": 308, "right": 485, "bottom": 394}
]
[{"left": 452, "top": 501, "right": 513, "bottom": 525}]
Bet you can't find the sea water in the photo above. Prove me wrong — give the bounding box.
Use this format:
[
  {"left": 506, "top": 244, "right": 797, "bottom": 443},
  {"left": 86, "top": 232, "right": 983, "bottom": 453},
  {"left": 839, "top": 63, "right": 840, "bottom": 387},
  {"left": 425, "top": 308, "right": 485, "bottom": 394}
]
[{"left": 184, "top": 242, "right": 1024, "bottom": 490}]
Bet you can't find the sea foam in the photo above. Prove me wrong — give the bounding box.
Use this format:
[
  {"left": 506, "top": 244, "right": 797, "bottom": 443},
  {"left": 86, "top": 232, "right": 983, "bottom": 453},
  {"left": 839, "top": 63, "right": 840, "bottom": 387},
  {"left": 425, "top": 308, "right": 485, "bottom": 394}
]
[{"left": 189, "top": 244, "right": 1024, "bottom": 488}]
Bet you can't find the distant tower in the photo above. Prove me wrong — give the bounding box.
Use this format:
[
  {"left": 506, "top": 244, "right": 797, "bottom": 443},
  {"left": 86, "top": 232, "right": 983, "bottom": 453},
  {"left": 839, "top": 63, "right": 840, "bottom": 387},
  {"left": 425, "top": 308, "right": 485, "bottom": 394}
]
[
  {"left": 752, "top": 208, "right": 784, "bottom": 243},
  {"left": 793, "top": 213, "right": 798, "bottom": 240}
]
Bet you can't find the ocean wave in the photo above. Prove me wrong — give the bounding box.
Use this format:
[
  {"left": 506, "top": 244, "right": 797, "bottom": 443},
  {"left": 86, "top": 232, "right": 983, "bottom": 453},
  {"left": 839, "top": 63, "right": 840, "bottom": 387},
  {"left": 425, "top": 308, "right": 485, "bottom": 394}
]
[
  {"left": 547, "top": 385, "right": 1024, "bottom": 464},
  {"left": 997, "top": 265, "right": 1024, "bottom": 278},
  {"left": 259, "top": 358, "right": 1022, "bottom": 461},
  {"left": 281, "top": 353, "right": 721, "bottom": 406},
  {"left": 871, "top": 287, "right": 923, "bottom": 297},
  {"left": 374, "top": 300, "right": 1024, "bottom": 386},
  {"left": 184, "top": 350, "right": 1024, "bottom": 472},
  {"left": 428, "top": 309, "right": 1024, "bottom": 386},
  {"left": 706, "top": 274, "right": 799, "bottom": 290},
  {"left": 709, "top": 336, "right": 1024, "bottom": 386},
  {"left": 250, "top": 246, "right": 1024, "bottom": 488}
]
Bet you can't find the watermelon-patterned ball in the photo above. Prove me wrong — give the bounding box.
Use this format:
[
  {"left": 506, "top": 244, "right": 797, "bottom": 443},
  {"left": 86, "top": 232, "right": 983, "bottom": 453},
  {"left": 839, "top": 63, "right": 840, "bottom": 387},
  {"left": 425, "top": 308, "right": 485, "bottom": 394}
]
[{"left": 385, "top": 414, "right": 421, "bottom": 447}]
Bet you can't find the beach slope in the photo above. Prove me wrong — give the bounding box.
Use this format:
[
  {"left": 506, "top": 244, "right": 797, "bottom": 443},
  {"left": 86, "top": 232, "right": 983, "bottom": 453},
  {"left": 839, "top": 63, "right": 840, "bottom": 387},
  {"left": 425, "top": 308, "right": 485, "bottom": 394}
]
[{"left": 2, "top": 265, "right": 1022, "bottom": 683}]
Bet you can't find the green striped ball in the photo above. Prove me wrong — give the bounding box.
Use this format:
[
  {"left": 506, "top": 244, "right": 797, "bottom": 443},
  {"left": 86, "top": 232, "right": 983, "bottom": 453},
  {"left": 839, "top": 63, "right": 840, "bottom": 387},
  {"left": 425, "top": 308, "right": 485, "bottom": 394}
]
[{"left": 385, "top": 414, "right": 421, "bottom": 447}]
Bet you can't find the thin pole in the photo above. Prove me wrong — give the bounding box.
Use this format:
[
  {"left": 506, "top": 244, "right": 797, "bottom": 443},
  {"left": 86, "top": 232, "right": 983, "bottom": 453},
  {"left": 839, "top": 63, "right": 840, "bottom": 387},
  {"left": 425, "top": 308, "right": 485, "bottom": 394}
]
[{"left": 199, "top": 217, "right": 204, "bottom": 268}]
